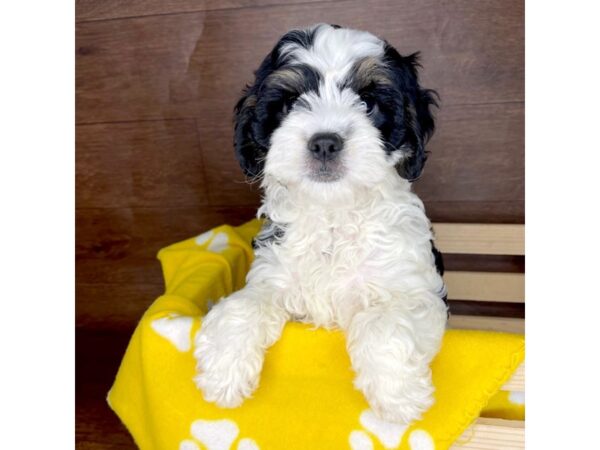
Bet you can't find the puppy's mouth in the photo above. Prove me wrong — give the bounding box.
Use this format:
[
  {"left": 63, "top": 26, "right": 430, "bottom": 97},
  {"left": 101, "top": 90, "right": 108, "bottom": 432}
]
[{"left": 307, "top": 159, "right": 344, "bottom": 182}]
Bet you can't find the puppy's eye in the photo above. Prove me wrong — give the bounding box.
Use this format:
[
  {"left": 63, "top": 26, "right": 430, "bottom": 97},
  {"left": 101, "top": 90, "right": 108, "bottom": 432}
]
[
  {"left": 281, "top": 96, "right": 298, "bottom": 115},
  {"left": 359, "top": 96, "right": 377, "bottom": 114}
]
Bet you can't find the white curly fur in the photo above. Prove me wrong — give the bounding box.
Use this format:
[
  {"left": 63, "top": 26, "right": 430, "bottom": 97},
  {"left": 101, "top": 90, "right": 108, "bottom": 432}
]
[{"left": 194, "top": 24, "right": 448, "bottom": 424}]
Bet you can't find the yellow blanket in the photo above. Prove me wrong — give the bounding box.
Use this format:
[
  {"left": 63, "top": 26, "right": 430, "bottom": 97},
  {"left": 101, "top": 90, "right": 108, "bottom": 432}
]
[{"left": 108, "top": 219, "right": 524, "bottom": 450}]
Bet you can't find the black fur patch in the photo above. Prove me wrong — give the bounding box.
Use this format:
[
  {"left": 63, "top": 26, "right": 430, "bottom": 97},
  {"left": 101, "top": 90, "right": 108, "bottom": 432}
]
[
  {"left": 252, "top": 64, "right": 322, "bottom": 150},
  {"left": 234, "top": 28, "right": 322, "bottom": 178},
  {"left": 431, "top": 241, "right": 448, "bottom": 306},
  {"left": 381, "top": 46, "right": 438, "bottom": 181},
  {"left": 275, "top": 28, "right": 318, "bottom": 64},
  {"left": 342, "top": 48, "right": 438, "bottom": 182},
  {"left": 252, "top": 218, "right": 286, "bottom": 249}
]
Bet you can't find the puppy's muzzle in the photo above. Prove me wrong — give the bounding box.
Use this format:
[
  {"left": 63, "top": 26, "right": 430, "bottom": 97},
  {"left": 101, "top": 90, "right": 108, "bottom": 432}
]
[{"left": 307, "top": 133, "right": 344, "bottom": 162}]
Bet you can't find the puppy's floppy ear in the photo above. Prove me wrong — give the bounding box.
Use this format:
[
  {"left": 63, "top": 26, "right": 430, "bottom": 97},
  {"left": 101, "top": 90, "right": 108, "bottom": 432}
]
[
  {"left": 234, "top": 53, "right": 275, "bottom": 178},
  {"left": 234, "top": 28, "right": 320, "bottom": 177},
  {"left": 384, "top": 45, "right": 438, "bottom": 181}
]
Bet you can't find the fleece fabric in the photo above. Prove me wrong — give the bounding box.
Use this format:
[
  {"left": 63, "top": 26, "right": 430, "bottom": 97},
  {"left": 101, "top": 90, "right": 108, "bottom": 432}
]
[{"left": 108, "top": 219, "right": 525, "bottom": 450}]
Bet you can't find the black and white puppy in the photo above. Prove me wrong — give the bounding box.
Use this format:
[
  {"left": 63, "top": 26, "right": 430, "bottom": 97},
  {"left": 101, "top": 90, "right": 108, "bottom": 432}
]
[{"left": 194, "top": 23, "right": 448, "bottom": 424}]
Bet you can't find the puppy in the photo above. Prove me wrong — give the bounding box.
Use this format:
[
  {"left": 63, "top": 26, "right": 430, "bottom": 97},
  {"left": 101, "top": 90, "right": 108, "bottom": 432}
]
[{"left": 194, "top": 23, "right": 448, "bottom": 424}]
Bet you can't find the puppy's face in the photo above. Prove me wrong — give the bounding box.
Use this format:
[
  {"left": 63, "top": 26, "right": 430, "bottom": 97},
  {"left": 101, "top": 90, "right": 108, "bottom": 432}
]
[{"left": 234, "top": 24, "right": 436, "bottom": 197}]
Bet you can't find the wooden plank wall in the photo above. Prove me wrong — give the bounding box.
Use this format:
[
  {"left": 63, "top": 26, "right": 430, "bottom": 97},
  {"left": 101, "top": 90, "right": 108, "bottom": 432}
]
[{"left": 76, "top": 0, "right": 524, "bottom": 331}]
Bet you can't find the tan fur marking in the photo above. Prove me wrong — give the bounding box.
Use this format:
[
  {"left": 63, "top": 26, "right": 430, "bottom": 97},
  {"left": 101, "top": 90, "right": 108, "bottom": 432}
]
[
  {"left": 352, "top": 57, "right": 393, "bottom": 88},
  {"left": 266, "top": 69, "right": 304, "bottom": 91},
  {"left": 243, "top": 95, "right": 257, "bottom": 108}
]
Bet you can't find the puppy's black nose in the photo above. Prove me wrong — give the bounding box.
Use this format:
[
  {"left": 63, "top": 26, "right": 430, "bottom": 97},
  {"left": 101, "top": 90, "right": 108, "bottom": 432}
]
[{"left": 308, "top": 133, "right": 344, "bottom": 161}]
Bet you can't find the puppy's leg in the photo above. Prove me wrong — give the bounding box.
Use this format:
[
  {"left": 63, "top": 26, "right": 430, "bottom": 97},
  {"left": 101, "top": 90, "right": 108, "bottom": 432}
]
[
  {"left": 346, "top": 297, "right": 447, "bottom": 424},
  {"left": 193, "top": 285, "right": 287, "bottom": 408}
]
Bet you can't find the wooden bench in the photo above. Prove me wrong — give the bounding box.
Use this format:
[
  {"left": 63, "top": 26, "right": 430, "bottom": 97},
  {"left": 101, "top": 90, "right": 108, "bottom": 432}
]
[{"left": 433, "top": 223, "right": 525, "bottom": 449}]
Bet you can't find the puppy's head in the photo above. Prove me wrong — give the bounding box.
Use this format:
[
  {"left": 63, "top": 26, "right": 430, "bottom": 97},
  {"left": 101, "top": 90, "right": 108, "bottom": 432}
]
[{"left": 234, "top": 24, "right": 437, "bottom": 197}]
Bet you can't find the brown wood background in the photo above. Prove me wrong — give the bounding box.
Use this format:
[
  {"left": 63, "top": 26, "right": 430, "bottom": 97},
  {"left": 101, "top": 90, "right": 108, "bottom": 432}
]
[{"left": 75, "top": 1, "right": 523, "bottom": 447}]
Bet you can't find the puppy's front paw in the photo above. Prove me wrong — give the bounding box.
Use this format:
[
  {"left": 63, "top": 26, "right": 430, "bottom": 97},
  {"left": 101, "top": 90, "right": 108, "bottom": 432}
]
[
  {"left": 355, "top": 369, "right": 434, "bottom": 424},
  {"left": 193, "top": 364, "right": 253, "bottom": 408},
  {"left": 193, "top": 325, "right": 263, "bottom": 408}
]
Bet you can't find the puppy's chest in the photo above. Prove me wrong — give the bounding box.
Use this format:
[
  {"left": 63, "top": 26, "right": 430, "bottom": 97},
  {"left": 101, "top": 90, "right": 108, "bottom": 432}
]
[
  {"left": 281, "top": 220, "right": 397, "bottom": 287},
  {"left": 290, "top": 220, "right": 355, "bottom": 252},
  {"left": 253, "top": 209, "right": 436, "bottom": 326},
  {"left": 273, "top": 217, "right": 419, "bottom": 326}
]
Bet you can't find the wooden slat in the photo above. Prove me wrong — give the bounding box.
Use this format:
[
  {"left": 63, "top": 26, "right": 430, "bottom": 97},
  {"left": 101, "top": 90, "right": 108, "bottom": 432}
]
[
  {"left": 415, "top": 103, "right": 524, "bottom": 219},
  {"left": 434, "top": 223, "right": 525, "bottom": 255},
  {"left": 76, "top": 120, "right": 208, "bottom": 208},
  {"left": 448, "top": 315, "right": 524, "bottom": 334},
  {"left": 449, "top": 301, "right": 524, "bottom": 319},
  {"left": 452, "top": 418, "right": 524, "bottom": 449},
  {"left": 76, "top": 0, "right": 338, "bottom": 22},
  {"left": 424, "top": 201, "right": 524, "bottom": 226},
  {"left": 76, "top": 283, "right": 162, "bottom": 330},
  {"left": 502, "top": 363, "right": 524, "bottom": 392},
  {"left": 445, "top": 271, "right": 524, "bottom": 303},
  {"left": 443, "top": 254, "right": 524, "bottom": 275}
]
